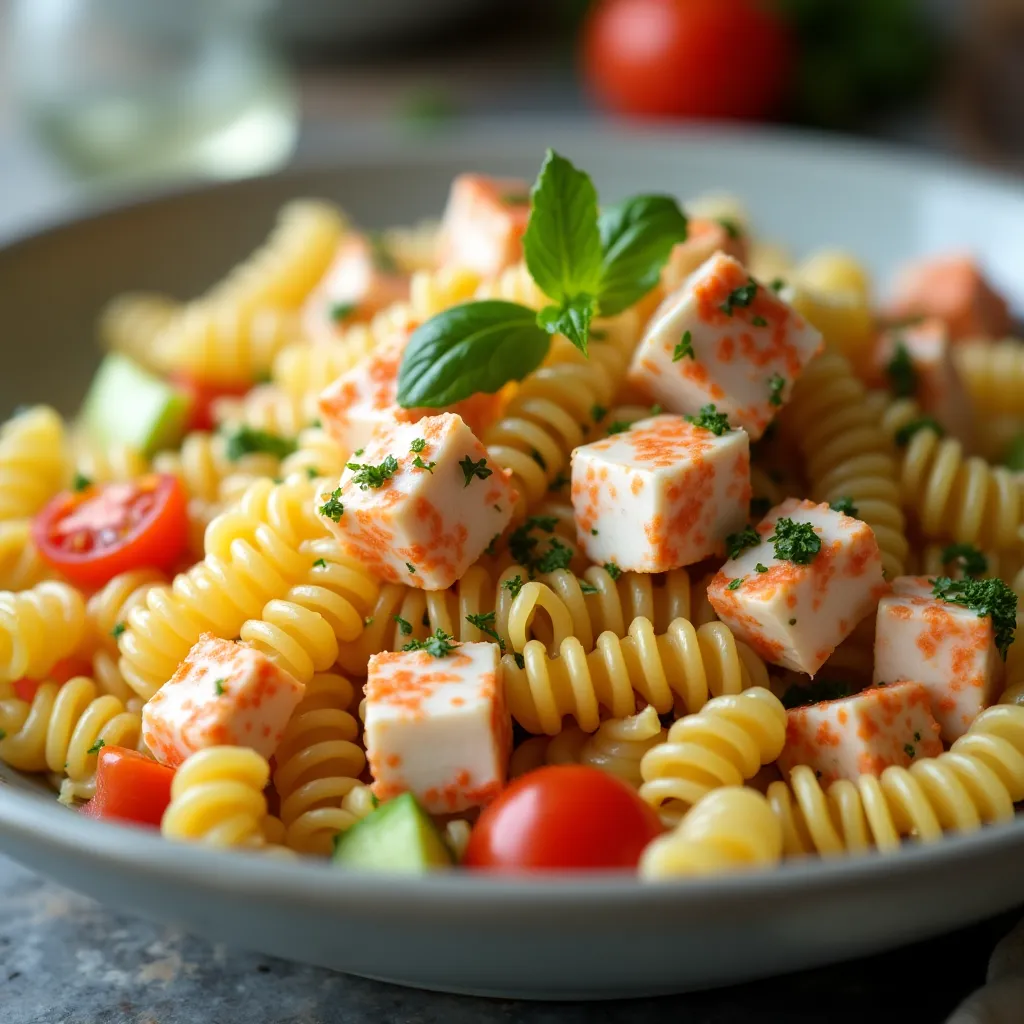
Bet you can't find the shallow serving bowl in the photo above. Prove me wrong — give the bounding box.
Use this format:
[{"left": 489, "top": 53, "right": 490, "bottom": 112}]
[{"left": 1, "top": 122, "right": 1024, "bottom": 999}]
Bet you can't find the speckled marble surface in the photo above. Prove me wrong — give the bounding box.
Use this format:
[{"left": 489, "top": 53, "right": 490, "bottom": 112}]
[{"left": 2, "top": 854, "right": 1019, "bottom": 1024}]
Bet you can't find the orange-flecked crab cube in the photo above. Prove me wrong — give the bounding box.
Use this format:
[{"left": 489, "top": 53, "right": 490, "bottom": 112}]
[
  {"left": 364, "top": 641, "right": 511, "bottom": 814},
  {"left": 628, "top": 252, "right": 823, "bottom": 440},
  {"left": 570, "top": 413, "right": 750, "bottom": 572},
  {"left": 317, "top": 333, "right": 501, "bottom": 455},
  {"left": 436, "top": 173, "right": 531, "bottom": 278},
  {"left": 708, "top": 498, "right": 887, "bottom": 676},
  {"left": 141, "top": 634, "right": 305, "bottom": 768},
  {"left": 777, "top": 681, "right": 943, "bottom": 785},
  {"left": 873, "top": 576, "right": 1006, "bottom": 742},
  {"left": 316, "top": 413, "right": 516, "bottom": 590}
]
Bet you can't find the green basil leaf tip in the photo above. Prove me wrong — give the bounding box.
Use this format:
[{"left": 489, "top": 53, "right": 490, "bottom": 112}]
[{"left": 536, "top": 295, "right": 594, "bottom": 356}]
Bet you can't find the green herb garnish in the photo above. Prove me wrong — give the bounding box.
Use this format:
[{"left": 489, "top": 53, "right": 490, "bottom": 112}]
[
  {"left": 330, "top": 301, "right": 356, "bottom": 323},
  {"left": 393, "top": 615, "right": 413, "bottom": 636},
  {"left": 86, "top": 738, "right": 105, "bottom": 755},
  {"left": 460, "top": 455, "right": 492, "bottom": 486},
  {"left": 930, "top": 576, "right": 1017, "bottom": 659},
  {"left": 347, "top": 454, "right": 399, "bottom": 490},
  {"left": 719, "top": 278, "right": 758, "bottom": 316},
  {"left": 591, "top": 404, "right": 608, "bottom": 422},
  {"left": 214, "top": 678, "right": 226, "bottom": 696},
  {"left": 726, "top": 526, "right": 761, "bottom": 560},
  {"left": 502, "top": 575, "right": 525, "bottom": 599},
  {"left": 940, "top": 543, "right": 988, "bottom": 579},
  {"left": 673, "top": 331, "right": 695, "bottom": 362},
  {"left": 410, "top": 438, "right": 427, "bottom": 453},
  {"left": 768, "top": 518, "right": 821, "bottom": 565},
  {"left": 604, "top": 562, "right": 623, "bottom": 581},
  {"left": 535, "top": 538, "right": 573, "bottom": 574},
  {"left": 767, "top": 373, "right": 785, "bottom": 407},
  {"left": 110, "top": 622, "right": 126, "bottom": 640},
  {"left": 830, "top": 496, "right": 859, "bottom": 517},
  {"left": 755, "top": 563, "right": 768, "bottom": 573},
  {"left": 224, "top": 426, "right": 296, "bottom": 462},
  {"left": 886, "top": 340, "right": 917, "bottom": 398},
  {"left": 894, "top": 416, "right": 944, "bottom": 447},
  {"left": 412, "top": 456, "right": 436, "bottom": 473},
  {"left": 685, "top": 404, "right": 731, "bottom": 436},
  {"left": 781, "top": 678, "right": 855, "bottom": 709},
  {"left": 318, "top": 488, "right": 345, "bottom": 522},
  {"left": 403, "top": 629, "right": 458, "bottom": 658},
  {"left": 72, "top": 473, "right": 92, "bottom": 492},
  {"left": 312, "top": 558, "right": 327, "bottom": 569},
  {"left": 466, "top": 611, "right": 505, "bottom": 652},
  {"left": 727, "top": 578, "right": 743, "bottom": 590},
  {"left": 606, "top": 420, "right": 632, "bottom": 435}
]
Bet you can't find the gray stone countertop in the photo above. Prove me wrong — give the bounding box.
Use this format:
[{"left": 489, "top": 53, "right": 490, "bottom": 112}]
[{"left": 2, "top": 854, "right": 1019, "bottom": 1024}]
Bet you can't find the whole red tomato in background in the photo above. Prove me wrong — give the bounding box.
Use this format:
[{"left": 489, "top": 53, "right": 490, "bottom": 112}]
[{"left": 582, "top": 0, "right": 794, "bottom": 121}]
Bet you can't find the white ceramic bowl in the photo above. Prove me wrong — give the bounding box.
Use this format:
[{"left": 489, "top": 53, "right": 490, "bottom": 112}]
[{"left": 1, "top": 122, "right": 1023, "bottom": 999}]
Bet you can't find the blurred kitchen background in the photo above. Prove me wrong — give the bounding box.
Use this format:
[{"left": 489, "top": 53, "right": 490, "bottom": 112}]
[{"left": 0, "top": 0, "right": 1020, "bottom": 240}]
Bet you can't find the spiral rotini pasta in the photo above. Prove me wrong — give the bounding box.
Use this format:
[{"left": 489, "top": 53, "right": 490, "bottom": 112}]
[
  {"left": 72, "top": 436, "right": 148, "bottom": 485},
  {"left": 638, "top": 686, "right": 788, "bottom": 824},
  {"left": 876, "top": 395, "right": 1024, "bottom": 550},
  {"left": 0, "top": 520, "right": 53, "bottom": 592},
  {"left": 279, "top": 427, "right": 350, "bottom": 485},
  {"left": 0, "top": 406, "right": 70, "bottom": 522},
  {"left": 765, "top": 703, "right": 1024, "bottom": 856},
  {"left": 779, "top": 351, "right": 909, "bottom": 578},
  {"left": 503, "top": 616, "right": 769, "bottom": 735},
  {"left": 97, "top": 291, "right": 182, "bottom": 369},
  {"left": 161, "top": 745, "right": 273, "bottom": 848},
  {"left": 0, "top": 581, "right": 87, "bottom": 684},
  {"left": 152, "top": 431, "right": 282, "bottom": 505},
  {"left": 638, "top": 786, "right": 783, "bottom": 878},
  {"left": 955, "top": 339, "right": 1024, "bottom": 418},
  {"left": 271, "top": 672, "right": 368, "bottom": 855}
]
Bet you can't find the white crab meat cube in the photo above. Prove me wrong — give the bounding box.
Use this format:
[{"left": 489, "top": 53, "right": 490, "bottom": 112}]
[
  {"left": 317, "top": 333, "right": 501, "bottom": 454},
  {"left": 141, "top": 634, "right": 305, "bottom": 768},
  {"left": 708, "top": 498, "right": 887, "bottom": 675},
  {"left": 365, "top": 641, "right": 511, "bottom": 813},
  {"left": 437, "top": 173, "right": 531, "bottom": 278},
  {"left": 873, "top": 576, "right": 1005, "bottom": 742},
  {"left": 872, "top": 318, "right": 973, "bottom": 443},
  {"left": 570, "top": 413, "right": 750, "bottom": 572},
  {"left": 301, "top": 234, "right": 410, "bottom": 341},
  {"left": 777, "top": 681, "right": 943, "bottom": 785},
  {"left": 317, "top": 412, "right": 516, "bottom": 590},
  {"left": 628, "top": 252, "right": 823, "bottom": 440}
]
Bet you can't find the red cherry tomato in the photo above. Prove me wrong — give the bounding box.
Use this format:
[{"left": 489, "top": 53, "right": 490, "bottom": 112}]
[
  {"left": 171, "top": 373, "right": 250, "bottom": 433},
  {"left": 582, "top": 0, "right": 794, "bottom": 121},
  {"left": 32, "top": 474, "right": 188, "bottom": 589},
  {"left": 463, "top": 765, "right": 664, "bottom": 872},
  {"left": 80, "top": 746, "right": 175, "bottom": 828}
]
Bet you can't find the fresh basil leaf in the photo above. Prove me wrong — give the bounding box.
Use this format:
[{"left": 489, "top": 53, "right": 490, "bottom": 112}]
[
  {"left": 523, "top": 150, "right": 603, "bottom": 305},
  {"left": 396, "top": 300, "right": 550, "bottom": 408},
  {"left": 597, "top": 195, "right": 689, "bottom": 315},
  {"left": 536, "top": 295, "right": 594, "bottom": 356}
]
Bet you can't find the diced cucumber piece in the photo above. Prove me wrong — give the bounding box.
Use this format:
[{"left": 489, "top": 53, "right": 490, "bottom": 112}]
[
  {"left": 81, "top": 353, "right": 188, "bottom": 456},
  {"left": 332, "top": 793, "right": 453, "bottom": 873}
]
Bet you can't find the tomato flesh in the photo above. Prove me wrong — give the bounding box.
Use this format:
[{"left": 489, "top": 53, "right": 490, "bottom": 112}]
[
  {"left": 464, "top": 765, "right": 664, "bottom": 872},
  {"left": 32, "top": 474, "right": 188, "bottom": 588},
  {"left": 80, "top": 746, "right": 174, "bottom": 829},
  {"left": 171, "top": 373, "right": 249, "bottom": 433}
]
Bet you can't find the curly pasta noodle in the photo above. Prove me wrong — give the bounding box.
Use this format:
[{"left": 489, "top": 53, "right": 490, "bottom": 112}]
[
  {"left": 503, "top": 615, "right": 769, "bottom": 735},
  {"left": 0, "top": 676, "right": 140, "bottom": 797},
  {"left": 72, "top": 436, "right": 148, "bottom": 485},
  {"left": 766, "top": 704, "right": 1024, "bottom": 857},
  {"left": 152, "top": 432, "right": 282, "bottom": 505},
  {"left": 409, "top": 265, "right": 480, "bottom": 319},
  {"left": 0, "top": 581, "right": 87, "bottom": 684},
  {"left": 97, "top": 291, "right": 182, "bottom": 369},
  {"left": 638, "top": 687, "right": 787, "bottom": 824},
  {"left": 272, "top": 329, "right": 379, "bottom": 401},
  {"left": 279, "top": 427, "right": 349, "bottom": 484},
  {"left": 117, "top": 476, "right": 328, "bottom": 700},
  {"left": 381, "top": 220, "right": 439, "bottom": 272},
  {"left": 779, "top": 351, "right": 909, "bottom": 578},
  {"left": 211, "top": 384, "right": 314, "bottom": 438},
  {"left": 639, "top": 786, "right": 783, "bottom": 878},
  {"left": 271, "top": 672, "right": 368, "bottom": 855},
  {"left": 0, "top": 406, "right": 70, "bottom": 521},
  {"left": 955, "top": 339, "right": 1024, "bottom": 418},
  {"left": 0, "top": 520, "right": 53, "bottom": 592},
  {"left": 161, "top": 746, "right": 273, "bottom": 848},
  {"left": 877, "top": 395, "right": 1024, "bottom": 550}
]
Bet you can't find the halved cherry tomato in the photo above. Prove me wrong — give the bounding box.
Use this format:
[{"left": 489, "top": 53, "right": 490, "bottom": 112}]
[
  {"left": 463, "top": 765, "right": 664, "bottom": 872},
  {"left": 11, "top": 656, "right": 93, "bottom": 701},
  {"left": 31, "top": 474, "right": 188, "bottom": 589},
  {"left": 80, "top": 746, "right": 174, "bottom": 828},
  {"left": 582, "top": 0, "right": 794, "bottom": 121},
  {"left": 170, "top": 373, "right": 250, "bottom": 433}
]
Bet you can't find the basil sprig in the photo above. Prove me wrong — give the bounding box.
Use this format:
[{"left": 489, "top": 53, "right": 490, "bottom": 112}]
[{"left": 397, "top": 149, "right": 688, "bottom": 409}]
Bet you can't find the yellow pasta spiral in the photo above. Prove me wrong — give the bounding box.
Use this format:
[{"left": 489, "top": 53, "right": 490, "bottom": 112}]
[
  {"left": 639, "top": 786, "right": 783, "bottom": 878},
  {"left": 779, "top": 351, "right": 909, "bottom": 577},
  {"left": 272, "top": 329, "right": 378, "bottom": 400},
  {"left": 0, "top": 581, "right": 87, "bottom": 684},
  {"left": 0, "top": 676, "right": 140, "bottom": 797},
  {"left": 212, "top": 385, "right": 314, "bottom": 439},
  {"left": 410, "top": 265, "right": 480, "bottom": 319},
  {"left": 117, "top": 476, "right": 327, "bottom": 700},
  {"left": 152, "top": 431, "right": 282, "bottom": 505},
  {"left": 380, "top": 220, "right": 439, "bottom": 273},
  {"left": 0, "top": 406, "right": 70, "bottom": 521},
  {"left": 503, "top": 616, "right": 769, "bottom": 735},
  {"left": 0, "top": 520, "right": 53, "bottom": 592},
  {"left": 271, "top": 672, "right": 368, "bottom": 855},
  {"left": 878, "top": 395, "right": 1024, "bottom": 550},
  {"left": 97, "top": 291, "right": 182, "bottom": 369},
  {"left": 955, "top": 339, "right": 1024, "bottom": 418},
  {"left": 638, "top": 687, "right": 787, "bottom": 824},
  {"left": 766, "top": 704, "right": 1024, "bottom": 857},
  {"left": 161, "top": 746, "right": 272, "bottom": 848},
  {"left": 279, "top": 427, "right": 349, "bottom": 484},
  {"left": 474, "top": 261, "right": 547, "bottom": 308},
  {"left": 72, "top": 437, "right": 148, "bottom": 485}
]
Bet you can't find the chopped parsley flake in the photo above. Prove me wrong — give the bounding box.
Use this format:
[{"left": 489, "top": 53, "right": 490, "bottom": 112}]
[
  {"left": 329, "top": 301, "right": 356, "bottom": 323},
  {"left": 591, "top": 404, "right": 608, "bottom": 422},
  {"left": 406, "top": 562, "right": 417, "bottom": 574},
  {"left": 914, "top": 731, "right": 921, "bottom": 742},
  {"left": 312, "top": 557, "right": 327, "bottom": 569},
  {"left": 87, "top": 738, "right": 105, "bottom": 755},
  {"left": 726, "top": 526, "right": 761, "bottom": 560},
  {"left": 305, "top": 466, "right": 319, "bottom": 479},
  {"left": 214, "top": 678, "right": 226, "bottom": 696},
  {"left": 460, "top": 455, "right": 492, "bottom": 486},
  {"left": 484, "top": 533, "right": 500, "bottom": 556},
  {"left": 318, "top": 488, "right": 344, "bottom": 522},
  {"left": 402, "top": 629, "right": 458, "bottom": 658},
  {"left": 941, "top": 543, "right": 988, "bottom": 579},
  {"left": 781, "top": 678, "right": 854, "bottom": 709},
  {"left": 508, "top": 515, "right": 558, "bottom": 568},
  {"left": 685, "top": 404, "right": 731, "bottom": 436},
  {"left": 886, "top": 341, "right": 918, "bottom": 398},
  {"left": 751, "top": 315, "right": 768, "bottom": 328},
  {"left": 364, "top": 616, "right": 374, "bottom": 626},
  {"left": 502, "top": 574, "right": 524, "bottom": 599},
  {"left": 649, "top": 404, "right": 663, "bottom": 416},
  {"left": 716, "top": 217, "right": 742, "bottom": 240},
  {"left": 225, "top": 426, "right": 296, "bottom": 462},
  {"left": 829, "top": 496, "right": 859, "bottom": 517},
  {"left": 72, "top": 473, "right": 92, "bottom": 492},
  {"left": 466, "top": 611, "right": 505, "bottom": 652},
  {"left": 412, "top": 455, "right": 436, "bottom": 473},
  {"left": 895, "top": 416, "right": 944, "bottom": 447},
  {"left": 590, "top": 328, "right": 608, "bottom": 341},
  {"left": 719, "top": 278, "right": 758, "bottom": 316},
  {"left": 393, "top": 615, "right": 413, "bottom": 636},
  {"left": 788, "top": 617, "right": 797, "bottom": 625},
  {"left": 755, "top": 563, "right": 768, "bottom": 573},
  {"left": 535, "top": 538, "right": 573, "bottom": 574},
  {"left": 353, "top": 448, "right": 364, "bottom": 457},
  {"left": 347, "top": 454, "right": 399, "bottom": 489},
  {"left": 603, "top": 562, "right": 623, "bottom": 581},
  {"left": 767, "top": 373, "right": 785, "bottom": 407},
  {"left": 768, "top": 518, "right": 821, "bottom": 565},
  {"left": 591, "top": 528, "right": 598, "bottom": 536},
  {"left": 673, "top": 330, "right": 695, "bottom": 362},
  {"left": 769, "top": 277, "right": 786, "bottom": 293},
  {"left": 578, "top": 579, "right": 599, "bottom": 595},
  {"left": 410, "top": 438, "right": 427, "bottom": 453},
  {"left": 606, "top": 420, "right": 632, "bottom": 435},
  {"left": 513, "top": 652, "right": 525, "bottom": 669},
  {"left": 727, "top": 578, "right": 743, "bottom": 590},
  {"left": 930, "top": 576, "right": 1017, "bottom": 659},
  {"left": 904, "top": 743, "right": 916, "bottom": 759},
  {"left": 110, "top": 622, "right": 126, "bottom": 640}
]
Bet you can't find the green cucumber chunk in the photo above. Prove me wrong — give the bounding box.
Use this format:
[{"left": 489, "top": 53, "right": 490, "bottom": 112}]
[
  {"left": 332, "top": 793, "right": 453, "bottom": 873},
  {"left": 81, "top": 353, "right": 188, "bottom": 456}
]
